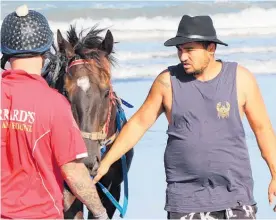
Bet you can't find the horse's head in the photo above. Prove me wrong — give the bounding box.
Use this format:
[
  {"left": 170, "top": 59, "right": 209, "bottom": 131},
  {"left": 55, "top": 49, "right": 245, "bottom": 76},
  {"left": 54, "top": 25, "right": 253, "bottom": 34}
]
[{"left": 56, "top": 26, "right": 117, "bottom": 176}]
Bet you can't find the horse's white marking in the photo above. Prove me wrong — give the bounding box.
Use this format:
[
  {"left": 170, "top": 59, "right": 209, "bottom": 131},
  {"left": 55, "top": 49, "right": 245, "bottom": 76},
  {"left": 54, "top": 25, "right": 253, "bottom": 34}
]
[{"left": 77, "top": 76, "right": 90, "bottom": 92}]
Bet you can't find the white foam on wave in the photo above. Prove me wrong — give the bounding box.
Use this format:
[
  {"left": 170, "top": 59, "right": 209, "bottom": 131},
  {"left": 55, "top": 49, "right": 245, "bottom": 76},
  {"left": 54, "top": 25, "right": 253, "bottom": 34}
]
[
  {"left": 116, "top": 46, "right": 276, "bottom": 61},
  {"left": 51, "top": 7, "right": 276, "bottom": 31},
  {"left": 238, "top": 59, "right": 276, "bottom": 74},
  {"left": 1, "top": 7, "right": 276, "bottom": 40},
  {"left": 111, "top": 60, "right": 276, "bottom": 79},
  {"left": 111, "top": 64, "right": 167, "bottom": 79},
  {"left": 47, "top": 27, "right": 276, "bottom": 43},
  {"left": 212, "top": 7, "right": 276, "bottom": 29},
  {"left": 217, "top": 46, "right": 276, "bottom": 55},
  {"left": 43, "top": 7, "right": 276, "bottom": 40}
]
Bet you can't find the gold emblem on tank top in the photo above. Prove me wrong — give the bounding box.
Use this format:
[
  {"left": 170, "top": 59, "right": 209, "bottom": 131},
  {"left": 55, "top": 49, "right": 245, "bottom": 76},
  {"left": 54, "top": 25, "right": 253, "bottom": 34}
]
[{"left": 216, "top": 102, "right": 231, "bottom": 119}]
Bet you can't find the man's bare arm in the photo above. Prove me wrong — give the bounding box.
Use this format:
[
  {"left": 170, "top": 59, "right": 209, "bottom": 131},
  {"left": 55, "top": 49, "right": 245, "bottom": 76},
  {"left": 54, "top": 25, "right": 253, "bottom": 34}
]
[
  {"left": 156, "top": 77, "right": 171, "bottom": 88},
  {"left": 99, "top": 70, "right": 170, "bottom": 167},
  {"left": 241, "top": 66, "right": 276, "bottom": 179},
  {"left": 61, "top": 160, "right": 108, "bottom": 219}
]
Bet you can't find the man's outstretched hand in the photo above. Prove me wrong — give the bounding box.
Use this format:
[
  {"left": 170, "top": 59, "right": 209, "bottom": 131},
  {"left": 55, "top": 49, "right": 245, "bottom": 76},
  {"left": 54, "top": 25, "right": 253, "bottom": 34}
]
[
  {"left": 268, "top": 178, "right": 276, "bottom": 212},
  {"left": 92, "top": 161, "right": 110, "bottom": 184}
]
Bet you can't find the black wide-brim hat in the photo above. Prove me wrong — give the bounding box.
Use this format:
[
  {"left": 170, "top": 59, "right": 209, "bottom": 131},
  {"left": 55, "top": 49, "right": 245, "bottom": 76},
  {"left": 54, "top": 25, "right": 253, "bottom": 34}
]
[{"left": 164, "top": 15, "right": 228, "bottom": 47}]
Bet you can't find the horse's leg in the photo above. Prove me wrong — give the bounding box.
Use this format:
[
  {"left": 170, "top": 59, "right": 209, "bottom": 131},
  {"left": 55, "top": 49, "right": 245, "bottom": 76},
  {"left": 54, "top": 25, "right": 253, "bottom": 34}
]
[
  {"left": 103, "top": 183, "right": 121, "bottom": 219},
  {"left": 106, "top": 184, "right": 121, "bottom": 219},
  {"left": 125, "top": 148, "right": 134, "bottom": 172},
  {"left": 63, "top": 184, "right": 84, "bottom": 219}
]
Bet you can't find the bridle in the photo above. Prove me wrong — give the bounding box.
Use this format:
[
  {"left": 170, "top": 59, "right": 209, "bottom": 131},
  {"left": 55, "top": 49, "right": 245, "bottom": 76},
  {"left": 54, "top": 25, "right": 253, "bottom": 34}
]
[
  {"left": 67, "top": 58, "right": 119, "bottom": 146},
  {"left": 66, "top": 57, "right": 131, "bottom": 218}
]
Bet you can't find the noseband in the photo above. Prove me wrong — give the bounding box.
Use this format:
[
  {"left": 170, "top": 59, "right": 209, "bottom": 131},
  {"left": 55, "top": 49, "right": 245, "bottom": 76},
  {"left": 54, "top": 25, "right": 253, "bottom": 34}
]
[{"left": 67, "top": 59, "right": 118, "bottom": 146}]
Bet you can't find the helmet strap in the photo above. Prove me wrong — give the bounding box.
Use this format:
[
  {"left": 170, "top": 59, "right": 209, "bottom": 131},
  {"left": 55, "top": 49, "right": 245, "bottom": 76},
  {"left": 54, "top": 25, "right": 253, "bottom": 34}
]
[{"left": 1, "top": 55, "right": 10, "bottom": 70}]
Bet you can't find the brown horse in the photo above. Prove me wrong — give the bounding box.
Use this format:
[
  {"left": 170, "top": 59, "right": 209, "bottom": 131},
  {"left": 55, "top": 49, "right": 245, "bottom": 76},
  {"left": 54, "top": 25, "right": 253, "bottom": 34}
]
[{"left": 45, "top": 25, "right": 134, "bottom": 219}]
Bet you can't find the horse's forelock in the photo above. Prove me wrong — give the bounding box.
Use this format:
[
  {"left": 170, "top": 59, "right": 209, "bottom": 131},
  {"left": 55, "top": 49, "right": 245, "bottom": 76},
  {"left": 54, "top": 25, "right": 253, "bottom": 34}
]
[
  {"left": 67, "top": 25, "right": 79, "bottom": 48},
  {"left": 70, "top": 25, "right": 116, "bottom": 66}
]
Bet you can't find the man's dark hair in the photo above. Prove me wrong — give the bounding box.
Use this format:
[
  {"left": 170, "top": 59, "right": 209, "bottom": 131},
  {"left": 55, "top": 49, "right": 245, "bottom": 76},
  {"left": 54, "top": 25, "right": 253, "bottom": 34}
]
[
  {"left": 175, "top": 41, "right": 217, "bottom": 50},
  {"left": 197, "top": 41, "right": 217, "bottom": 50}
]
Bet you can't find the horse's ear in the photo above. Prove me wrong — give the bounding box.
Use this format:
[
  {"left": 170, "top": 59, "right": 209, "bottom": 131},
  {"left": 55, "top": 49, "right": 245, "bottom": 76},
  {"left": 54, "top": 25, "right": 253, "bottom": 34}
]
[
  {"left": 57, "top": 29, "right": 74, "bottom": 58},
  {"left": 100, "top": 30, "right": 114, "bottom": 55}
]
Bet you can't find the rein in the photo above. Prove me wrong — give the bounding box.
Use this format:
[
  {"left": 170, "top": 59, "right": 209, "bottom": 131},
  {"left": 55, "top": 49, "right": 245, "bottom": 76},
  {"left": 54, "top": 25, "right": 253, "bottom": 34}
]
[{"left": 67, "top": 59, "right": 118, "bottom": 146}]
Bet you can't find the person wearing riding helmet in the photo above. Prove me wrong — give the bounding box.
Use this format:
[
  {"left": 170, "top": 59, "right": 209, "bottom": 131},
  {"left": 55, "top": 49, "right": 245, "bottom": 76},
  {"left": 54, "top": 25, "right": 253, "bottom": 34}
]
[{"left": 1, "top": 5, "right": 108, "bottom": 219}]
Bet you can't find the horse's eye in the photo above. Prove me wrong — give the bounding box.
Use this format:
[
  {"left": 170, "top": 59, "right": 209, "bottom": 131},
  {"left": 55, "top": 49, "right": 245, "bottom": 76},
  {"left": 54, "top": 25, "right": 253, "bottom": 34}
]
[{"left": 104, "top": 89, "right": 110, "bottom": 98}]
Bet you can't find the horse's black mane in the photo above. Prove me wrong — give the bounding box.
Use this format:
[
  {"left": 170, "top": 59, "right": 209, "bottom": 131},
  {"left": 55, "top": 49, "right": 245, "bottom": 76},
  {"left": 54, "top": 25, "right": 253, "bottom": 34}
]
[{"left": 44, "top": 25, "right": 117, "bottom": 91}]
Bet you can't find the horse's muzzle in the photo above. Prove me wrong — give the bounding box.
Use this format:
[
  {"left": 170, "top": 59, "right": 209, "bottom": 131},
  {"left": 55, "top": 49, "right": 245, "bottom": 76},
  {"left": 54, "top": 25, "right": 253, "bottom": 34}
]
[{"left": 82, "top": 155, "right": 100, "bottom": 177}]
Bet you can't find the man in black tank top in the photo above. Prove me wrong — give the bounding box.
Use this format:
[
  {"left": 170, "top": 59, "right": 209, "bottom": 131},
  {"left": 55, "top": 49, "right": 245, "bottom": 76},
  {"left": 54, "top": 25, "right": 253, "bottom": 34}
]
[{"left": 93, "top": 15, "right": 276, "bottom": 219}]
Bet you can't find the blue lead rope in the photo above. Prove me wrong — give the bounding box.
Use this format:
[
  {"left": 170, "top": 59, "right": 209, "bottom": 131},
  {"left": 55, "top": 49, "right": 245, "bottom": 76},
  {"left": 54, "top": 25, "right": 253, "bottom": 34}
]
[
  {"left": 120, "top": 98, "right": 134, "bottom": 109},
  {"left": 94, "top": 98, "right": 131, "bottom": 218},
  {"left": 96, "top": 154, "right": 128, "bottom": 218}
]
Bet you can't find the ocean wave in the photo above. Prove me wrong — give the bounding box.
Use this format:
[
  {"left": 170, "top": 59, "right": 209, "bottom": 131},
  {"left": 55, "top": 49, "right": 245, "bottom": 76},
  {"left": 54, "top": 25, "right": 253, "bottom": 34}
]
[
  {"left": 116, "top": 46, "right": 276, "bottom": 61},
  {"left": 87, "top": 2, "right": 179, "bottom": 9},
  {"left": 1, "top": 7, "right": 276, "bottom": 40},
  {"left": 1, "top": 55, "right": 275, "bottom": 78},
  {"left": 44, "top": 7, "right": 276, "bottom": 40},
  {"left": 49, "top": 7, "right": 276, "bottom": 31},
  {"left": 238, "top": 59, "right": 276, "bottom": 74},
  {"left": 110, "top": 60, "right": 276, "bottom": 79},
  {"left": 34, "top": 2, "right": 276, "bottom": 21},
  {"left": 212, "top": 7, "right": 276, "bottom": 29},
  {"left": 46, "top": 26, "right": 276, "bottom": 43}
]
